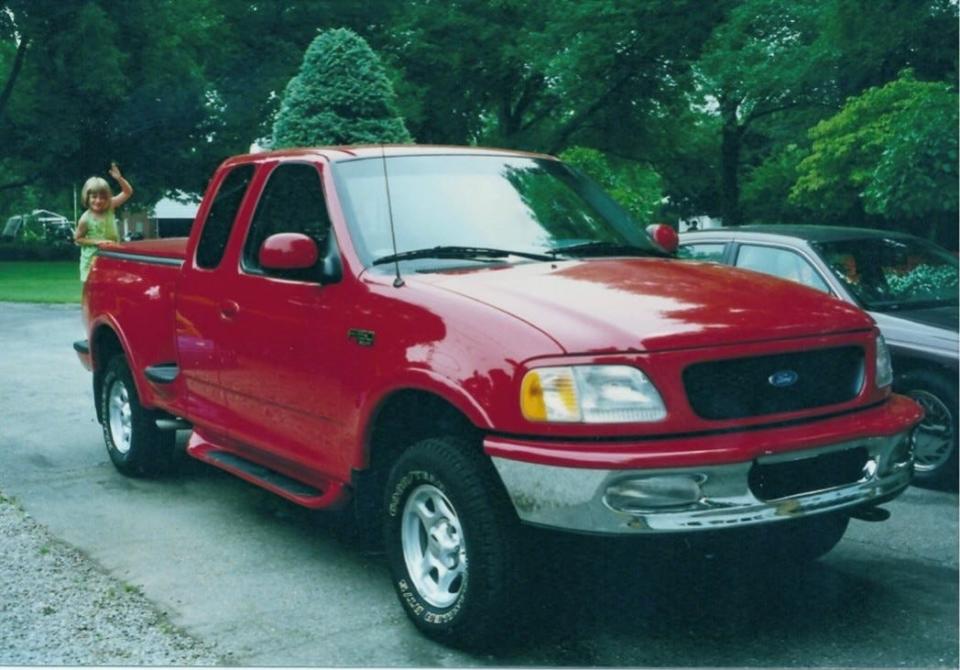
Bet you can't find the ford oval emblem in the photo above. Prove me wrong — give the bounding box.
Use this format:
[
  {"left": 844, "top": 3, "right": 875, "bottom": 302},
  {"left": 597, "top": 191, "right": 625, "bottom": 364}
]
[{"left": 768, "top": 370, "right": 799, "bottom": 388}]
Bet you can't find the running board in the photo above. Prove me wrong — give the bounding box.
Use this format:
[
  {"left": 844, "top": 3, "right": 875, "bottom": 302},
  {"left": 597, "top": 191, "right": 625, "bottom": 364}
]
[{"left": 186, "top": 433, "right": 346, "bottom": 509}]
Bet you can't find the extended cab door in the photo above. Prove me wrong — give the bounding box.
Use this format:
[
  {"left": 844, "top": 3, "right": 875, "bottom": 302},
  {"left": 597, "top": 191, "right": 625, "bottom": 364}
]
[
  {"left": 216, "top": 161, "right": 350, "bottom": 476},
  {"left": 175, "top": 164, "right": 256, "bottom": 431}
]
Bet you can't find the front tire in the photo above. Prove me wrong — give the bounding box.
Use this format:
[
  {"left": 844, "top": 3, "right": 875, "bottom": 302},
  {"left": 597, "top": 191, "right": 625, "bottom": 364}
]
[
  {"left": 897, "top": 369, "right": 958, "bottom": 488},
  {"left": 100, "top": 355, "right": 174, "bottom": 477},
  {"left": 384, "top": 436, "right": 520, "bottom": 649}
]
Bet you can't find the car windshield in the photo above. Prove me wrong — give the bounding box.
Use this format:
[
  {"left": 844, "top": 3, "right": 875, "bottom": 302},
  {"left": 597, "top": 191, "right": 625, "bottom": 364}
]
[
  {"left": 813, "top": 236, "right": 959, "bottom": 310},
  {"left": 332, "top": 154, "right": 658, "bottom": 268}
]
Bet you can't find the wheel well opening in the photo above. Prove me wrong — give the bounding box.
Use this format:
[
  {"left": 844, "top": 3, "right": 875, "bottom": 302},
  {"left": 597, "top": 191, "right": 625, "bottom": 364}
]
[
  {"left": 351, "top": 391, "right": 480, "bottom": 529},
  {"left": 92, "top": 326, "right": 124, "bottom": 423},
  {"left": 367, "top": 391, "right": 479, "bottom": 472}
]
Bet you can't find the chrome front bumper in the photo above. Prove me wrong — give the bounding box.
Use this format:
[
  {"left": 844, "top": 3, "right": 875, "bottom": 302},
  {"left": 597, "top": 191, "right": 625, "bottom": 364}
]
[{"left": 491, "top": 431, "right": 914, "bottom": 534}]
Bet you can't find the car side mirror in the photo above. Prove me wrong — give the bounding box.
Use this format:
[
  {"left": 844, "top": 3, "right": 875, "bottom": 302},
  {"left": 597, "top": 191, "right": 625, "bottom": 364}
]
[
  {"left": 259, "top": 233, "right": 319, "bottom": 271},
  {"left": 646, "top": 223, "right": 679, "bottom": 255}
]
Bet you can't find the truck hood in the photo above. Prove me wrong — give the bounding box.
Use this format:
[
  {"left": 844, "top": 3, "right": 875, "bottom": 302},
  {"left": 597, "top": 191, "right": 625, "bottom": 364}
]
[{"left": 416, "top": 258, "right": 874, "bottom": 354}]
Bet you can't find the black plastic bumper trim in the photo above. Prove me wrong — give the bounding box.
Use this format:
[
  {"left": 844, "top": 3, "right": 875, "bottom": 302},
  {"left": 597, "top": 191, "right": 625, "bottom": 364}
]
[{"left": 73, "top": 340, "right": 90, "bottom": 355}]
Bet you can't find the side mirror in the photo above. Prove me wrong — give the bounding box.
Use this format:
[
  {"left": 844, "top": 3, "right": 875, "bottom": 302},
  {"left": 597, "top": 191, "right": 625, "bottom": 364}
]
[
  {"left": 646, "top": 223, "right": 679, "bottom": 255},
  {"left": 259, "top": 233, "right": 319, "bottom": 271}
]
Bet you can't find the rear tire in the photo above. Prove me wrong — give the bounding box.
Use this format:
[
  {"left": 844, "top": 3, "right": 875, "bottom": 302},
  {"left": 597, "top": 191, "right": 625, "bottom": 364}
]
[
  {"left": 383, "top": 436, "right": 521, "bottom": 650},
  {"left": 896, "top": 369, "right": 957, "bottom": 489},
  {"left": 100, "top": 355, "right": 174, "bottom": 477}
]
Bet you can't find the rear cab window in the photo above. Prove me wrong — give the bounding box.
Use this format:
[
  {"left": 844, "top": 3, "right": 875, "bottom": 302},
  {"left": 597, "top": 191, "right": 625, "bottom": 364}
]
[{"left": 195, "top": 165, "right": 255, "bottom": 269}]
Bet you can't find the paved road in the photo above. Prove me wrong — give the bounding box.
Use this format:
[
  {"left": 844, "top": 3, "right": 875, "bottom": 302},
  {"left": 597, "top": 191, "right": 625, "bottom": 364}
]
[{"left": 1, "top": 302, "right": 957, "bottom": 667}]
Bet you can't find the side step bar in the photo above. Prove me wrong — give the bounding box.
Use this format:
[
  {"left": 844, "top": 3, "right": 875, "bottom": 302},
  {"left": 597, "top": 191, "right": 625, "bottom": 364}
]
[
  {"left": 186, "top": 432, "right": 347, "bottom": 510},
  {"left": 155, "top": 416, "right": 192, "bottom": 431},
  {"left": 145, "top": 363, "right": 179, "bottom": 384}
]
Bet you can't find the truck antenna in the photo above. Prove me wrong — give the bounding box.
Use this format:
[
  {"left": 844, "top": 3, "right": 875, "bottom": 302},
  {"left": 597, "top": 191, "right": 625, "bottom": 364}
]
[{"left": 381, "top": 144, "right": 404, "bottom": 288}]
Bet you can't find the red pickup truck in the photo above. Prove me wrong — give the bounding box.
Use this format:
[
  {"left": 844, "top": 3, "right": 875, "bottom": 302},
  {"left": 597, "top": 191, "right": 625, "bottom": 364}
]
[{"left": 75, "top": 146, "right": 922, "bottom": 647}]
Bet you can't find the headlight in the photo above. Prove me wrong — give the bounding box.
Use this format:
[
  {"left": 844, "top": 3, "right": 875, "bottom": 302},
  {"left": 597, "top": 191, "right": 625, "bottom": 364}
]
[
  {"left": 875, "top": 334, "right": 893, "bottom": 388},
  {"left": 520, "top": 365, "right": 667, "bottom": 423}
]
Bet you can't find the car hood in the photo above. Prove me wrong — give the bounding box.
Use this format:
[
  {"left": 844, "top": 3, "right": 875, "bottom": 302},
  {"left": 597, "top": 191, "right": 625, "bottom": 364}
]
[{"left": 415, "top": 258, "right": 874, "bottom": 354}]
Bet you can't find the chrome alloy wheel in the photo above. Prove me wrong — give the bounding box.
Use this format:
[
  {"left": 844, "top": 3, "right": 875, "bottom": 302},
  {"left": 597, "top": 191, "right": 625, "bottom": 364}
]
[
  {"left": 107, "top": 379, "right": 133, "bottom": 455},
  {"left": 401, "top": 483, "right": 467, "bottom": 608},
  {"left": 908, "top": 389, "right": 955, "bottom": 473}
]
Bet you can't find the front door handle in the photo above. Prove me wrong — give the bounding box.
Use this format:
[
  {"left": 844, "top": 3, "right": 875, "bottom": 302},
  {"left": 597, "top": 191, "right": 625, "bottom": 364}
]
[{"left": 220, "top": 300, "right": 239, "bottom": 319}]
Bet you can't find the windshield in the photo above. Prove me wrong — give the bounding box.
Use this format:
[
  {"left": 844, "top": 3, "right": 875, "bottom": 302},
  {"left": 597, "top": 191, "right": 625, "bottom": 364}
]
[
  {"left": 813, "top": 236, "right": 959, "bottom": 310},
  {"left": 332, "top": 154, "right": 657, "bottom": 268}
]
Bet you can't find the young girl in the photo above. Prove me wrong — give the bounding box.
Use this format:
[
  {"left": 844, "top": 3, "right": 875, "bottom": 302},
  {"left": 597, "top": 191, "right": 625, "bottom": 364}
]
[{"left": 75, "top": 163, "right": 133, "bottom": 281}]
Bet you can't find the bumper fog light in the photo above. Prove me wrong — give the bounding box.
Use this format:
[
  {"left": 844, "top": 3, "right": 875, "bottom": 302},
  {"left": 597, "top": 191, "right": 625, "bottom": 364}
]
[{"left": 604, "top": 475, "right": 703, "bottom": 512}]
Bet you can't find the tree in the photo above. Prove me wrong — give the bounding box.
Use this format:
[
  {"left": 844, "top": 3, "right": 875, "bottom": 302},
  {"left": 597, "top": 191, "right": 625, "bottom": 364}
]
[
  {"left": 271, "top": 28, "right": 411, "bottom": 148},
  {"left": 0, "top": 1, "right": 229, "bottom": 211},
  {"left": 695, "top": 0, "right": 835, "bottom": 226},
  {"left": 791, "top": 72, "right": 958, "bottom": 244},
  {"left": 560, "top": 146, "right": 663, "bottom": 225}
]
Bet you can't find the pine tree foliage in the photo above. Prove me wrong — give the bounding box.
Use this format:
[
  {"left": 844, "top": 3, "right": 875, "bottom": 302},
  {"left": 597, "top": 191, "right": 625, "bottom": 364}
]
[{"left": 272, "top": 28, "right": 412, "bottom": 148}]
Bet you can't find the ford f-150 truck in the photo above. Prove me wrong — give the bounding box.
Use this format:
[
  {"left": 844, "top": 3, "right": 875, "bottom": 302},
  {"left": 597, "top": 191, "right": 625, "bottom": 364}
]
[{"left": 75, "top": 146, "right": 922, "bottom": 648}]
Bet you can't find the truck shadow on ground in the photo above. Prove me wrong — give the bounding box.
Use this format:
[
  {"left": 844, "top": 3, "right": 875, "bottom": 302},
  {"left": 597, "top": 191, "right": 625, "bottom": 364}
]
[{"left": 162, "top": 441, "right": 925, "bottom": 664}]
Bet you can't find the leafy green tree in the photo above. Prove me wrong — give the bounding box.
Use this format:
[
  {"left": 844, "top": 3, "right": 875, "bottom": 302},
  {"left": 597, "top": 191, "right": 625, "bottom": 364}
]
[
  {"left": 695, "top": 0, "right": 835, "bottom": 226},
  {"left": 791, "top": 72, "right": 958, "bottom": 243},
  {"left": 272, "top": 28, "right": 411, "bottom": 148},
  {"left": 1, "top": 1, "right": 228, "bottom": 210},
  {"left": 560, "top": 147, "right": 663, "bottom": 225},
  {"left": 825, "top": 0, "right": 958, "bottom": 99}
]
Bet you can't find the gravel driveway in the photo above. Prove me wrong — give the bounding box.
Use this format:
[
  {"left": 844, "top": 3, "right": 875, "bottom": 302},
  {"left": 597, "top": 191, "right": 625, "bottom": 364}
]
[{"left": 0, "top": 492, "right": 225, "bottom": 665}]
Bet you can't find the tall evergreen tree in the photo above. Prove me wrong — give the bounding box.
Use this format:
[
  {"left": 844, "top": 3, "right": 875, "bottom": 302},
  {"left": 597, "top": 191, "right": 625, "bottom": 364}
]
[{"left": 271, "top": 28, "right": 411, "bottom": 148}]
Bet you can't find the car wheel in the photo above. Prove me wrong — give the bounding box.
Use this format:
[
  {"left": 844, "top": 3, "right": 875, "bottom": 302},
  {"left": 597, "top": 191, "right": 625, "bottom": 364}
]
[
  {"left": 384, "top": 436, "right": 521, "bottom": 649},
  {"left": 100, "top": 355, "right": 174, "bottom": 477},
  {"left": 897, "top": 370, "right": 957, "bottom": 488}
]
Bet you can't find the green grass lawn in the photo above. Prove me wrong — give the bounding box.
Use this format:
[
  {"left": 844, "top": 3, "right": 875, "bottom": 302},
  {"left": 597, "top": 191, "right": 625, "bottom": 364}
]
[{"left": 0, "top": 261, "right": 81, "bottom": 303}]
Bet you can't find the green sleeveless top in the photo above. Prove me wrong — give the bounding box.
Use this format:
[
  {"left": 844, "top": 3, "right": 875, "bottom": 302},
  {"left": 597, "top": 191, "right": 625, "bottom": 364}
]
[{"left": 78, "top": 209, "right": 118, "bottom": 281}]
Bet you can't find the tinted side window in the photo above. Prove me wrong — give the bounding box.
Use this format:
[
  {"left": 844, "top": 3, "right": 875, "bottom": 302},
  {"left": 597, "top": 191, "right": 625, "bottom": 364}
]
[
  {"left": 196, "top": 165, "right": 255, "bottom": 269},
  {"left": 678, "top": 243, "right": 726, "bottom": 262},
  {"left": 243, "top": 163, "right": 331, "bottom": 276},
  {"left": 736, "top": 244, "right": 831, "bottom": 293}
]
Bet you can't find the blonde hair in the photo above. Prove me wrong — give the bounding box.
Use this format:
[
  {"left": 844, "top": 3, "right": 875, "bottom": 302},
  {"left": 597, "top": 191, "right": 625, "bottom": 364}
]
[{"left": 81, "top": 176, "right": 111, "bottom": 208}]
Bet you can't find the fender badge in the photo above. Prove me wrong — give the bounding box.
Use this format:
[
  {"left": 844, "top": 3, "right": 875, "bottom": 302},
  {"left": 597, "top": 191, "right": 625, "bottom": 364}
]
[{"left": 348, "top": 329, "right": 375, "bottom": 347}]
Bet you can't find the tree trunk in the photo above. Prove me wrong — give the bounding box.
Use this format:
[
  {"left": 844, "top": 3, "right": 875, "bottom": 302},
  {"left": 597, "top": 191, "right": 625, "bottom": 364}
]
[
  {"left": 720, "top": 102, "right": 743, "bottom": 227},
  {"left": 0, "top": 39, "right": 28, "bottom": 122}
]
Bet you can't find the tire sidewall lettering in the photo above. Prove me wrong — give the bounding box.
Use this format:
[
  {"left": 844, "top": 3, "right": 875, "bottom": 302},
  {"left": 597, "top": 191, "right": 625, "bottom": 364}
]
[{"left": 388, "top": 465, "right": 467, "bottom": 628}]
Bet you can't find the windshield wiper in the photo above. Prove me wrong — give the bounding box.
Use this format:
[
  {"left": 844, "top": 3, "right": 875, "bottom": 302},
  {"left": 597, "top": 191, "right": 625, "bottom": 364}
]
[
  {"left": 548, "top": 241, "right": 662, "bottom": 258},
  {"left": 372, "top": 245, "right": 554, "bottom": 266}
]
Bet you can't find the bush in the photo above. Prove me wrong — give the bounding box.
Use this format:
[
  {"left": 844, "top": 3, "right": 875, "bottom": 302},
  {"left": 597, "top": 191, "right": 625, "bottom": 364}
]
[
  {"left": 272, "top": 28, "right": 412, "bottom": 147},
  {"left": 0, "top": 241, "right": 80, "bottom": 261}
]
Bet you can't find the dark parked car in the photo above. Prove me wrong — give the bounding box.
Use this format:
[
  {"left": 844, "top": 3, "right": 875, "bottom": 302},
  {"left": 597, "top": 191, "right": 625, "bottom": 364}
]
[{"left": 679, "top": 225, "right": 958, "bottom": 487}]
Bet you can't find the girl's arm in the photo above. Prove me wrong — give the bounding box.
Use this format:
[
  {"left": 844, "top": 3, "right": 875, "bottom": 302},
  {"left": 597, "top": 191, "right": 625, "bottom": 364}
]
[
  {"left": 109, "top": 162, "right": 133, "bottom": 209},
  {"left": 74, "top": 217, "right": 96, "bottom": 246}
]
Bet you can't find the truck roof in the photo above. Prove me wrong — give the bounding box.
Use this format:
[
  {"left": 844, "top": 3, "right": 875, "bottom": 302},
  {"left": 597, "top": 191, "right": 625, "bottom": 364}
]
[{"left": 221, "top": 144, "right": 556, "bottom": 167}]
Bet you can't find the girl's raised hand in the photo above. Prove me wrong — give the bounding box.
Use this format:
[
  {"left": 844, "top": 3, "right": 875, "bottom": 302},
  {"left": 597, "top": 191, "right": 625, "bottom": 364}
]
[{"left": 109, "top": 162, "right": 122, "bottom": 181}]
